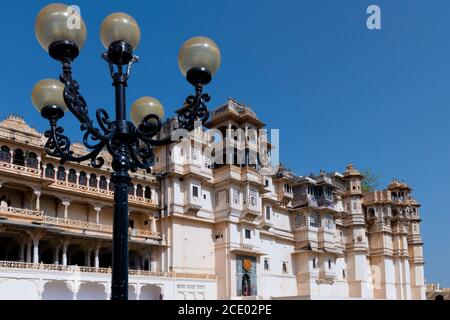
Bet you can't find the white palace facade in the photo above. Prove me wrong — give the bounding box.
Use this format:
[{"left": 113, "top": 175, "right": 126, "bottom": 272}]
[{"left": 0, "top": 98, "right": 425, "bottom": 300}]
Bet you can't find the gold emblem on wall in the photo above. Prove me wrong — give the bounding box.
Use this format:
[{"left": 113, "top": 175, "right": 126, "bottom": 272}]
[{"left": 242, "top": 259, "right": 252, "bottom": 272}]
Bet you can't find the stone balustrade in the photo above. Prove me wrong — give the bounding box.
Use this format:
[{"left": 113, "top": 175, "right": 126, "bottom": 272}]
[
  {"left": 0, "top": 206, "right": 161, "bottom": 239},
  {"left": 242, "top": 244, "right": 255, "bottom": 252},
  {"left": 42, "top": 215, "right": 113, "bottom": 233},
  {"left": 50, "top": 179, "right": 157, "bottom": 207},
  {"left": 0, "top": 161, "right": 40, "bottom": 177},
  {"left": 0, "top": 260, "right": 217, "bottom": 280},
  {"left": 0, "top": 206, "right": 43, "bottom": 218},
  {"left": 0, "top": 161, "right": 157, "bottom": 207}
]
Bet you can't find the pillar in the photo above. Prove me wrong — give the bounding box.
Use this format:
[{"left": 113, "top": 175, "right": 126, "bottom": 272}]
[
  {"left": 54, "top": 244, "right": 61, "bottom": 264},
  {"left": 33, "top": 239, "right": 39, "bottom": 263},
  {"left": 37, "top": 280, "right": 47, "bottom": 300},
  {"left": 26, "top": 240, "right": 32, "bottom": 263},
  {"left": 151, "top": 216, "right": 157, "bottom": 233},
  {"left": 19, "top": 239, "right": 26, "bottom": 262},
  {"left": 62, "top": 199, "right": 71, "bottom": 220},
  {"left": 26, "top": 230, "right": 45, "bottom": 264},
  {"left": 150, "top": 250, "right": 157, "bottom": 271},
  {"left": 94, "top": 206, "right": 102, "bottom": 224},
  {"left": 102, "top": 283, "right": 111, "bottom": 300},
  {"left": 67, "top": 281, "right": 80, "bottom": 300},
  {"left": 134, "top": 284, "right": 142, "bottom": 301},
  {"left": 33, "top": 187, "right": 41, "bottom": 211},
  {"left": 62, "top": 239, "right": 70, "bottom": 266},
  {"left": 94, "top": 243, "right": 101, "bottom": 268},
  {"left": 86, "top": 248, "right": 92, "bottom": 267}
]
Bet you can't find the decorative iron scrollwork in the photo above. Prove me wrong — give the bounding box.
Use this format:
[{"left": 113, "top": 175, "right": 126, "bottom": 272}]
[
  {"left": 177, "top": 85, "right": 211, "bottom": 131},
  {"left": 43, "top": 54, "right": 212, "bottom": 173}
]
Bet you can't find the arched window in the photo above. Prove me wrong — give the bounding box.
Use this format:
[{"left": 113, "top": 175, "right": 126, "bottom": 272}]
[
  {"left": 26, "top": 152, "right": 38, "bottom": 168},
  {"left": 263, "top": 259, "right": 269, "bottom": 271},
  {"left": 13, "top": 149, "right": 25, "bottom": 166},
  {"left": 0, "top": 146, "right": 11, "bottom": 163},
  {"left": 79, "top": 171, "right": 87, "bottom": 186},
  {"left": 99, "top": 176, "right": 108, "bottom": 190},
  {"left": 45, "top": 164, "right": 55, "bottom": 178},
  {"left": 144, "top": 187, "right": 152, "bottom": 199},
  {"left": 231, "top": 125, "right": 239, "bottom": 141},
  {"left": 109, "top": 181, "right": 114, "bottom": 191},
  {"left": 57, "top": 166, "right": 66, "bottom": 181},
  {"left": 136, "top": 184, "right": 143, "bottom": 198},
  {"left": 89, "top": 174, "right": 97, "bottom": 188},
  {"left": 68, "top": 169, "right": 77, "bottom": 183},
  {"left": 282, "top": 262, "right": 287, "bottom": 273},
  {"left": 128, "top": 183, "right": 134, "bottom": 195}
]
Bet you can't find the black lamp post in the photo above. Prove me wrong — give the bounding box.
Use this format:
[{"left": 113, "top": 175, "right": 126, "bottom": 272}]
[{"left": 32, "top": 3, "right": 221, "bottom": 300}]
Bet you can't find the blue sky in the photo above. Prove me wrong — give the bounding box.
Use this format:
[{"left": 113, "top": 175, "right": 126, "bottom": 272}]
[{"left": 0, "top": 0, "right": 449, "bottom": 286}]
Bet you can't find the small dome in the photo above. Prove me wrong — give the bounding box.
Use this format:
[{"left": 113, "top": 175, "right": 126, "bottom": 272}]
[
  {"left": 343, "top": 163, "right": 362, "bottom": 177},
  {"left": 388, "top": 179, "right": 412, "bottom": 191}
]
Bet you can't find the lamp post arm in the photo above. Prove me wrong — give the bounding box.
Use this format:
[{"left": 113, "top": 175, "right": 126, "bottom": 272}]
[
  {"left": 42, "top": 60, "right": 116, "bottom": 168},
  {"left": 60, "top": 61, "right": 114, "bottom": 142},
  {"left": 176, "top": 84, "right": 211, "bottom": 131},
  {"left": 44, "top": 119, "right": 108, "bottom": 167}
]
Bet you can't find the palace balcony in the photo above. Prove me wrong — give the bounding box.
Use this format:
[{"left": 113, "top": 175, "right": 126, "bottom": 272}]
[
  {"left": 318, "top": 269, "right": 336, "bottom": 283},
  {"left": 183, "top": 204, "right": 202, "bottom": 216},
  {"left": 277, "top": 188, "right": 293, "bottom": 206},
  {"left": 241, "top": 203, "right": 261, "bottom": 221},
  {"left": 317, "top": 228, "right": 337, "bottom": 251},
  {"left": 316, "top": 194, "right": 334, "bottom": 208},
  {"left": 45, "top": 177, "right": 158, "bottom": 209},
  {"left": 212, "top": 165, "right": 263, "bottom": 186},
  {"left": 0, "top": 160, "right": 41, "bottom": 181},
  {"left": 363, "top": 190, "right": 389, "bottom": 203},
  {"left": 260, "top": 216, "right": 273, "bottom": 230},
  {"left": 230, "top": 243, "right": 264, "bottom": 256},
  {"left": 0, "top": 206, "right": 161, "bottom": 240},
  {"left": 0, "top": 260, "right": 217, "bottom": 283},
  {"left": 169, "top": 158, "right": 213, "bottom": 179},
  {"left": 0, "top": 260, "right": 217, "bottom": 300},
  {"left": 0, "top": 159, "right": 158, "bottom": 208}
]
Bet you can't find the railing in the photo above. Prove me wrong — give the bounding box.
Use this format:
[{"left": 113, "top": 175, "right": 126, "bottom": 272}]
[
  {"left": 49, "top": 178, "right": 157, "bottom": 206},
  {"left": 239, "top": 244, "right": 261, "bottom": 252},
  {"left": 0, "top": 160, "right": 156, "bottom": 206},
  {"left": 319, "top": 269, "right": 336, "bottom": 280},
  {"left": 128, "top": 228, "right": 159, "bottom": 238},
  {"left": 0, "top": 206, "right": 161, "bottom": 239},
  {"left": 363, "top": 191, "right": 391, "bottom": 203},
  {"left": 0, "top": 161, "right": 40, "bottom": 176},
  {"left": 42, "top": 216, "right": 113, "bottom": 233},
  {"left": 0, "top": 206, "right": 44, "bottom": 218},
  {"left": 0, "top": 261, "right": 217, "bottom": 280}
]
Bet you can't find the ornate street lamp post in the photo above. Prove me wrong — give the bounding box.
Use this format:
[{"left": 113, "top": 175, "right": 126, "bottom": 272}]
[{"left": 31, "top": 3, "right": 221, "bottom": 300}]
